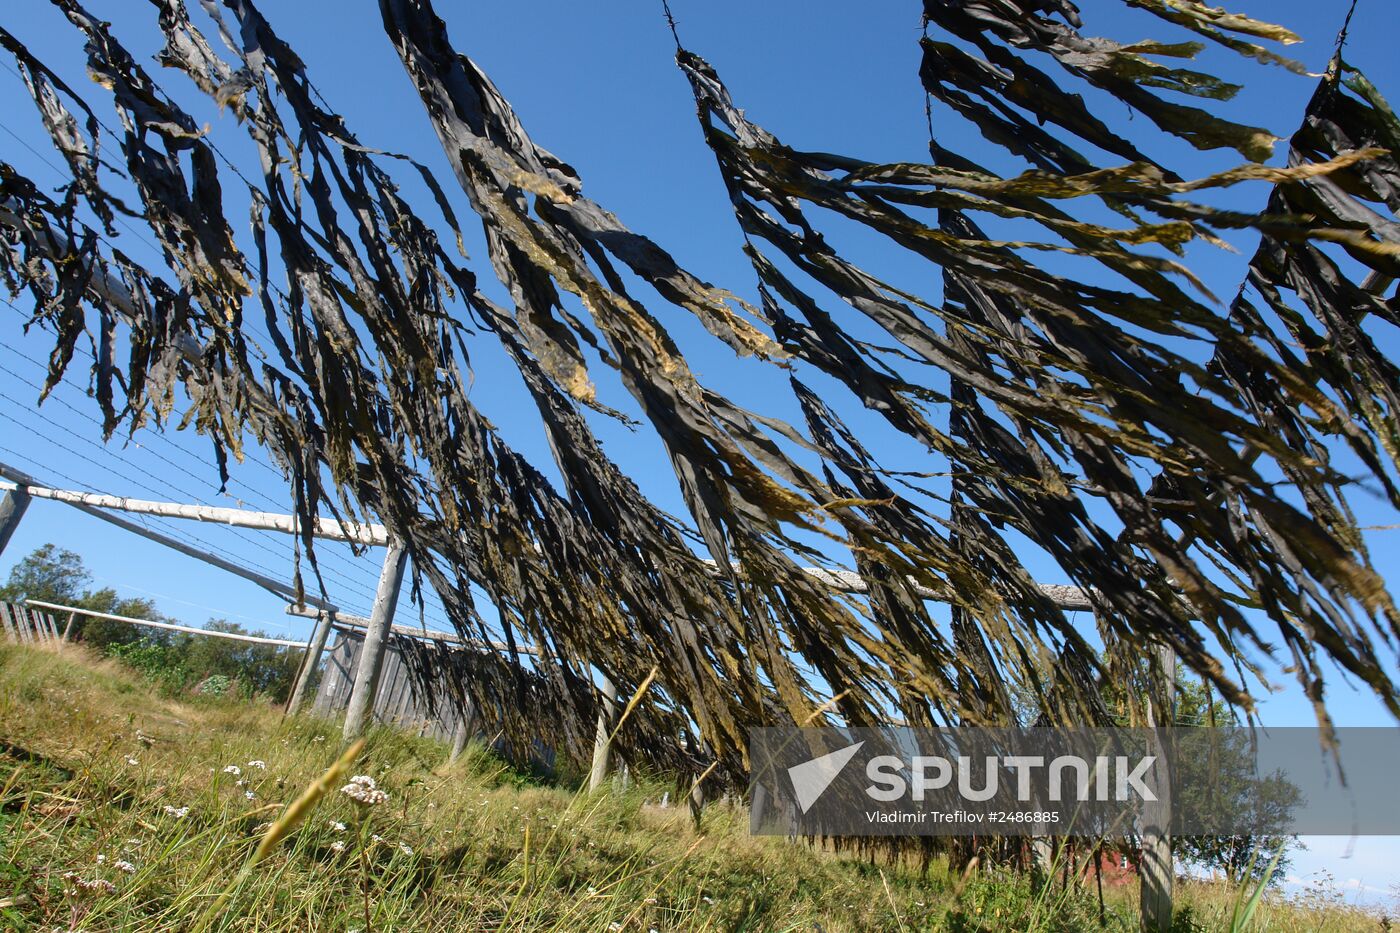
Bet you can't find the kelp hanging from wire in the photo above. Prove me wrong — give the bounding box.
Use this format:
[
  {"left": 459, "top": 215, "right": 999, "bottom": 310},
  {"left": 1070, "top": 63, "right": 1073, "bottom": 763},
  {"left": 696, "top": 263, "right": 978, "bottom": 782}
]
[
  {"left": 1, "top": 0, "right": 1398, "bottom": 782},
  {"left": 676, "top": 0, "right": 1400, "bottom": 728}
]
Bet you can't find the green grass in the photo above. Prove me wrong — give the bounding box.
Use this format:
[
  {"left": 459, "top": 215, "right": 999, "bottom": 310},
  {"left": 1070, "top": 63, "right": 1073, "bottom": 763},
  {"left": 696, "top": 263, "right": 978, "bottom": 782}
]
[{"left": 0, "top": 643, "right": 1390, "bottom": 931}]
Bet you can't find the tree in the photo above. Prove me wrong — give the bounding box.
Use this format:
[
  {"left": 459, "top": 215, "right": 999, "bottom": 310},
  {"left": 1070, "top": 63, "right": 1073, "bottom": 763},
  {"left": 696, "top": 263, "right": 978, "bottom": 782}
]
[
  {"left": 0, "top": 543, "right": 89, "bottom": 604},
  {"left": 1, "top": 544, "right": 166, "bottom": 647},
  {"left": 1169, "top": 677, "right": 1301, "bottom": 888},
  {"left": 179, "top": 619, "right": 301, "bottom": 701},
  {"left": 74, "top": 589, "right": 164, "bottom": 651}
]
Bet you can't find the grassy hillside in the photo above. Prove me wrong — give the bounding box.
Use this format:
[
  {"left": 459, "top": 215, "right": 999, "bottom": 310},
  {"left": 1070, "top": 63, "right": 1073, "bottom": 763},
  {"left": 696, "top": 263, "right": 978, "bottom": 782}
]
[{"left": 0, "top": 643, "right": 1387, "bottom": 931}]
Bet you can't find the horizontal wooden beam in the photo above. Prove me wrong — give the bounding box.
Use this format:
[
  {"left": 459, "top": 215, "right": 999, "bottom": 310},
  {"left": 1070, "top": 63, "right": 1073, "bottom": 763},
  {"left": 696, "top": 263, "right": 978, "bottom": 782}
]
[
  {"left": 286, "top": 604, "right": 540, "bottom": 656},
  {"left": 25, "top": 598, "right": 306, "bottom": 648},
  {"left": 0, "top": 466, "right": 337, "bottom": 612},
  {"left": 0, "top": 475, "right": 387, "bottom": 545},
  {"left": 3, "top": 471, "right": 1093, "bottom": 612}
]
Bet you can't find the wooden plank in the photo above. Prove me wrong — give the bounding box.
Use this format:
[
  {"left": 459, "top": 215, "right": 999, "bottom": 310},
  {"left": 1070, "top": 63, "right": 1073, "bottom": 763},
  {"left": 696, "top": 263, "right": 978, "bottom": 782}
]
[
  {"left": 314, "top": 637, "right": 356, "bottom": 715},
  {"left": 0, "top": 603, "right": 16, "bottom": 642},
  {"left": 388, "top": 651, "right": 414, "bottom": 725},
  {"left": 24, "top": 599, "right": 304, "bottom": 647}
]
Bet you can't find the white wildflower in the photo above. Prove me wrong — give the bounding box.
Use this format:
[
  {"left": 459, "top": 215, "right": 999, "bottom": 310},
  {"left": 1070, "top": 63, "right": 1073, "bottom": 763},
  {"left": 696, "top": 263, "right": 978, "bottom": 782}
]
[
  {"left": 244, "top": 790, "right": 256, "bottom": 801},
  {"left": 235, "top": 779, "right": 246, "bottom": 787},
  {"left": 398, "top": 843, "right": 413, "bottom": 856},
  {"left": 162, "top": 805, "right": 190, "bottom": 819},
  {"left": 222, "top": 765, "right": 241, "bottom": 776},
  {"left": 330, "top": 840, "right": 346, "bottom": 854},
  {"left": 95, "top": 854, "right": 106, "bottom": 864},
  {"left": 328, "top": 820, "right": 347, "bottom": 833},
  {"left": 113, "top": 860, "right": 137, "bottom": 874},
  {"left": 371, "top": 833, "right": 385, "bottom": 845},
  {"left": 62, "top": 872, "right": 115, "bottom": 896},
  {"left": 341, "top": 775, "right": 388, "bottom": 807},
  {"left": 123, "top": 755, "right": 139, "bottom": 766},
  {"left": 247, "top": 760, "right": 267, "bottom": 770}
]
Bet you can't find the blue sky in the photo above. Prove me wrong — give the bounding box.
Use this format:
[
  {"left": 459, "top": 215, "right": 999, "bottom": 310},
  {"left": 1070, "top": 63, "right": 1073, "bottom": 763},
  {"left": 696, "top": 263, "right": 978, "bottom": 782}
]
[{"left": 1, "top": 0, "right": 1397, "bottom": 905}]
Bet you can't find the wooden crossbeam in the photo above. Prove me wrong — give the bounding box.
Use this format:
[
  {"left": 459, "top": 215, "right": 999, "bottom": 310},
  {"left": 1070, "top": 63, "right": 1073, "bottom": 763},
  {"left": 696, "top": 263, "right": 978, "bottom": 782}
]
[{"left": 25, "top": 598, "right": 306, "bottom": 648}]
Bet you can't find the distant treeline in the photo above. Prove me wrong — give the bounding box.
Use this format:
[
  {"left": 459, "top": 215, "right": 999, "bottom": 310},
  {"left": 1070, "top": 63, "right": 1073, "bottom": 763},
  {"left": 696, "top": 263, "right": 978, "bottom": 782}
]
[{"left": 1, "top": 543, "right": 302, "bottom": 702}]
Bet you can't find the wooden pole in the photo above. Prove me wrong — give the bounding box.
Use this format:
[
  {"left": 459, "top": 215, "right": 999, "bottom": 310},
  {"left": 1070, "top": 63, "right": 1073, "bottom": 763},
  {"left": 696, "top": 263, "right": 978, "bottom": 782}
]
[
  {"left": 61, "top": 611, "right": 77, "bottom": 643},
  {"left": 342, "top": 544, "right": 408, "bottom": 742},
  {"left": 588, "top": 673, "right": 618, "bottom": 791},
  {"left": 0, "top": 477, "right": 387, "bottom": 545},
  {"left": 1139, "top": 645, "right": 1176, "bottom": 933},
  {"left": 0, "top": 467, "right": 339, "bottom": 613},
  {"left": 3, "top": 465, "right": 1095, "bottom": 613},
  {"left": 23, "top": 599, "right": 306, "bottom": 647},
  {"left": 0, "top": 486, "right": 31, "bottom": 558},
  {"left": 286, "top": 609, "right": 336, "bottom": 715}
]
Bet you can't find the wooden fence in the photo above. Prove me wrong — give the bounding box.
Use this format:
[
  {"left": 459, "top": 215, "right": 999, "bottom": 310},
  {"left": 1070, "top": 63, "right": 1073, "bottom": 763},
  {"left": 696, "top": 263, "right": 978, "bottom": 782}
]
[
  {"left": 313, "top": 631, "right": 474, "bottom": 742},
  {"left": 310, "top": 631, "right": 554, "bottom": 769},
  {"left": 0, "top": 600, "right": 65, "bottom": 645}
]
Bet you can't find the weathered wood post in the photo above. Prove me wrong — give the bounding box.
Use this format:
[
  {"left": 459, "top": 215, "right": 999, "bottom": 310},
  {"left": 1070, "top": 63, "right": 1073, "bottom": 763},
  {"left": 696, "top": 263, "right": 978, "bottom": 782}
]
[
  {"left": 0, "top": 486, "right": 31, "bottom": 558},
  {"left": 287, "top": 609, "right": 336, "bottom": 715},
  {"left": 61, "top": 610, "right": 77, "bottom": 644},
  {"left": 448, "top": 718, "right": 470, "bottom": 762},
  {"left": 342, "top": 543, "right": 408, "bottom": 742},
  {"left": 1140, "top": 645, "right": 1176, "bottom": 933},
  {"left": 588, "top": 673, "right": 618, "bottom": 791}
]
